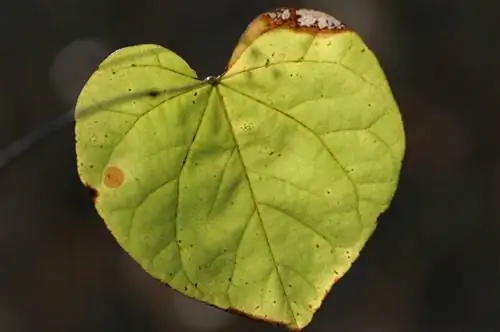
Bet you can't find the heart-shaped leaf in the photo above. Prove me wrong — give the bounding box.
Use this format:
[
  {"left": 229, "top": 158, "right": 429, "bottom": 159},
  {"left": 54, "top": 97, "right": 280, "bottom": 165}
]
[{"left": 75, "top": 8, "right": 405, "bottom": 330}]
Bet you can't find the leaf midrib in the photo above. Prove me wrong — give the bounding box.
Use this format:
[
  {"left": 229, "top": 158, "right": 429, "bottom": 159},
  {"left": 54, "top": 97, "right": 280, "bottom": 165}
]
[{"left": 215, "top": 87, "right": 300, "bottom": 328}]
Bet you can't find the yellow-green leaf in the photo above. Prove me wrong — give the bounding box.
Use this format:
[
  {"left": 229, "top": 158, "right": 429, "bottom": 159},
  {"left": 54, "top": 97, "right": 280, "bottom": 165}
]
[{"left": 75, "top": 7, "right": 405, "bottom": 330}]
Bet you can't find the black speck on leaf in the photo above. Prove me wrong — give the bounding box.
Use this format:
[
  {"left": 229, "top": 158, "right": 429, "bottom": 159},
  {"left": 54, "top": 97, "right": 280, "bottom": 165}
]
[{"left": 148, "top": 90, "right": 160, "bottom": 98}]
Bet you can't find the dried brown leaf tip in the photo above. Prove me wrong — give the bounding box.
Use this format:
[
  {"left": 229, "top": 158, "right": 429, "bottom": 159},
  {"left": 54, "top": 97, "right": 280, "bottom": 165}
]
[
  {"left": 227, "top": 8, "right": 347, "bottom": 69},
  {"left": 264, "top": 8, "right": 346, "bottom": 31}
]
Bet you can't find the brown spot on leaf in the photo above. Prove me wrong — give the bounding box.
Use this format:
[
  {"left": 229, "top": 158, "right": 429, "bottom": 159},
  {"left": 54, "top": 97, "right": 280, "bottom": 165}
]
[
  {"left": 227, "top": 7, "right": 348, "bottom": 69},
  {"left": 84, "top": 182, "right": 99, "bottom": 202},
  {"left": 103, "top": 166, "right": 124, "bottom": 188}
]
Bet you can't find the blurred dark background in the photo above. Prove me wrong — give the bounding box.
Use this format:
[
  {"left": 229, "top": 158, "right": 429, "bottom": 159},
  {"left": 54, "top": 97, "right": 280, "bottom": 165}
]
[{"left": 1, "top": 0, "right": 499, "bottom": 331}]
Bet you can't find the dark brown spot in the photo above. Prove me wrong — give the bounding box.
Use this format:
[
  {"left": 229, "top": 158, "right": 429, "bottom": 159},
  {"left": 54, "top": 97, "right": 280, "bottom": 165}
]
[
  {"left": 103, "top": 166, "right": 124, "bottom": 188},
  {"left": 84, "top": 183, "right": 99, "bottom": 202},
  {"left": 147, "top": 89, "right": 160, "bottom": 97}
]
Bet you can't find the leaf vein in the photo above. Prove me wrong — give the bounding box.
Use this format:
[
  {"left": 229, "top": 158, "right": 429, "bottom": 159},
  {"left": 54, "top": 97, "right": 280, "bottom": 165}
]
[
  {"left": 258, "top": 201, "right": 336, "bottom": 251},
  {"left": 222, "top": 85, "right": 363, "bottom": 228},
  {"left": 216, "top": 88, "right": 299, "bottom": 327}
]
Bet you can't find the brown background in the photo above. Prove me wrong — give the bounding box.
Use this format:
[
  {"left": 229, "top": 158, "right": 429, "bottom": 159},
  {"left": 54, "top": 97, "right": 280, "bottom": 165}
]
[{"left": 0, "top": 0, "right": 499, "bottom": 331}]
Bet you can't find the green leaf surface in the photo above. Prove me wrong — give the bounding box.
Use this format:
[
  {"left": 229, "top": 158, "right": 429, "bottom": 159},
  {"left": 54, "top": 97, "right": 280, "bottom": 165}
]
[{"left": 75, "top": 8, "right": 405, "bottom": 330}]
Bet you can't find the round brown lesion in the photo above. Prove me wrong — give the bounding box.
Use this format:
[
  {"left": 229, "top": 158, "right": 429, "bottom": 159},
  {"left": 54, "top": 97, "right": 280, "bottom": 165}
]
[{"left": 103, "top": 165, "right": 125, "bottom": 188}]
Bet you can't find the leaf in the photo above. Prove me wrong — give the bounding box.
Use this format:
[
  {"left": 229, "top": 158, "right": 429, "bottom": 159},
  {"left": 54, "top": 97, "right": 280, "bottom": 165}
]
[{"left": 75, "top": 7, "right": 405, "bottom": 330}]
